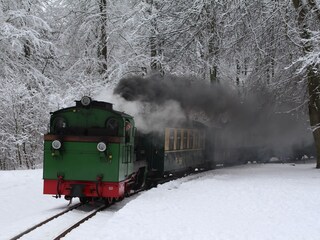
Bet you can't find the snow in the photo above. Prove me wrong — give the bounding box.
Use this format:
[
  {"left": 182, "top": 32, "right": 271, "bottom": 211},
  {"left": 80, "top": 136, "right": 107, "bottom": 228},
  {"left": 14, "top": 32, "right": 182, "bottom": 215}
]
[{"left": 1, "top": 163, "right": 320, "bottom": 240}]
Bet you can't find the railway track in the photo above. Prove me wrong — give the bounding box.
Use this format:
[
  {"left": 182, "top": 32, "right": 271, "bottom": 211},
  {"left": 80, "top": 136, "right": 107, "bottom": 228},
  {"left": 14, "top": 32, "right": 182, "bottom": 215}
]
[
  {"left": 8, "top": 184, "right": 174, "bottom": 239},
  {"left": 9, "top": 202, "right": 108, "bottom": 240},
  {"left": 53, "top": 203, "right": 108, "bottom": 240}
]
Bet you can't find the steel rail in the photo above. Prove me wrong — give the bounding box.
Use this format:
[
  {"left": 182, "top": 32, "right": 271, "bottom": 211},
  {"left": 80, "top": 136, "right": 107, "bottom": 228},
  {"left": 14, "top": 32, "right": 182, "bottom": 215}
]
[
  {"left": 9, "top": 203, "right": 83, "bottom": 240},
  {"left": 53, "top": 204, "right": 108, "bottom": 240}
]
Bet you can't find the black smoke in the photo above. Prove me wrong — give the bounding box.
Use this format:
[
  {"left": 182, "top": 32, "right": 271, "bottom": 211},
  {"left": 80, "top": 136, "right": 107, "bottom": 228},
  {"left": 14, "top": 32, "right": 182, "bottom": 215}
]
[
  {"left": 114, "top": 74, "right": 240, "bottom": 119},
  {"left": 114, "top": 74, "right": 315, "bottom": 163}
]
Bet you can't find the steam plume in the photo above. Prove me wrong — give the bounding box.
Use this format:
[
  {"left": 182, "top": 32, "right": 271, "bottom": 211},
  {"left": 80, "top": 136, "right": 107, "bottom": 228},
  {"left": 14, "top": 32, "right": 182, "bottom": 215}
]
[{"left": 113, "top": 73, "right": 314, "bottom": 162}]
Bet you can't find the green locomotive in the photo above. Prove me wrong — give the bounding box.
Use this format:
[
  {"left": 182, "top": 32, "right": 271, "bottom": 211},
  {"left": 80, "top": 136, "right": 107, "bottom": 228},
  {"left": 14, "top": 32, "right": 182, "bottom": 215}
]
[{"left": 43, "top": 97, "right": 210, "bottom": 203}]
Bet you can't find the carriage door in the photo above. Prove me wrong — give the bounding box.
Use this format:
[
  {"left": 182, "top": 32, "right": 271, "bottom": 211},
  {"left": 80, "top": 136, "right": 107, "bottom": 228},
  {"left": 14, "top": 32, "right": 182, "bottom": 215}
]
[{"left": 123, "top": 120, "right": 133, "bottom": 177}]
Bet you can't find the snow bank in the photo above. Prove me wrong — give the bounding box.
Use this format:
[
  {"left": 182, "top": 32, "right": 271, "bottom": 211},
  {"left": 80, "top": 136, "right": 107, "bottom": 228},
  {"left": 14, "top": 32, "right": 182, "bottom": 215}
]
[
  {"left": 0, "top": 170, "right": 71, "bottom": 239},
  {"left": 1, "top": 163, "right": 320, "bottom": 240},
  {"left": 66, "top": 163, "right": 320, "bottom": 240}
]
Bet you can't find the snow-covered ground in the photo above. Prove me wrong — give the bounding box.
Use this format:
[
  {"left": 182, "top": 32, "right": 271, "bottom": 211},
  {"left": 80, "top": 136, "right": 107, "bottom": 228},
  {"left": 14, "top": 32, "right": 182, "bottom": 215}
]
[{"left": 1, "top": 162, "right": 320, "bottom": 240}]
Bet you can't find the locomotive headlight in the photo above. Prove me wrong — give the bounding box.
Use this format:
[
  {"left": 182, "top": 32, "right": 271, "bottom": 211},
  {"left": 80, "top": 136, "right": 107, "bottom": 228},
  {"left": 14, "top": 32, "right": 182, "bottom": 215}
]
[
  {"left": 97, "top": 142, "right": 107, "bottom": 152},
  {"left": 52, "top": 140, "right": 62, "bottom": 150},
  {"left": 81, "top": 96, "right": 92, "bottom": 106}
]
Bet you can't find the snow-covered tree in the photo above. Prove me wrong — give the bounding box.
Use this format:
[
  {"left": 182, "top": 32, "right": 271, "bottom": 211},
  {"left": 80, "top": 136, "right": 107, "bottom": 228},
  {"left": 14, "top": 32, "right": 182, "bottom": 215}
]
[
  {"left": 0, "top": 0, "right": 55, "bottom": 169},
  {"left": 0, "top": 0, "right": 317, "bottom": 169}
]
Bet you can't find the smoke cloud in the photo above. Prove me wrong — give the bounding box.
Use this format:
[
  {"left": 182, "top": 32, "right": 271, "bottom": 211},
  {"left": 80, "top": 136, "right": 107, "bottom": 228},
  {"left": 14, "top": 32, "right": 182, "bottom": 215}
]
[
  {"left": 113, "top": 74, "right": 238, "bottom": 120},
  {"left": 110, "top": 73, "right": 314, "bottom": 162}
]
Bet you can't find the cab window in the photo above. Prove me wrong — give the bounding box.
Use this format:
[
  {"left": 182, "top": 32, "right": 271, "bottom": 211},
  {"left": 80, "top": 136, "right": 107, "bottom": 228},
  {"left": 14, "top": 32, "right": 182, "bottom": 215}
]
[
  {"left": 105, "top": 118, "right": 119, "bottom": 136},
  {"left": 125, "top": 120, "right": 132, "bottom": 143}
]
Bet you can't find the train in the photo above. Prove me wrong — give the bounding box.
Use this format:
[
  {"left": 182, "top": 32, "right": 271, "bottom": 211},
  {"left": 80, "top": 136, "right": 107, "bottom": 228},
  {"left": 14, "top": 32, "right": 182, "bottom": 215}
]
[{"left": 43, "top": 96, "right": 212, "bottom": 203}]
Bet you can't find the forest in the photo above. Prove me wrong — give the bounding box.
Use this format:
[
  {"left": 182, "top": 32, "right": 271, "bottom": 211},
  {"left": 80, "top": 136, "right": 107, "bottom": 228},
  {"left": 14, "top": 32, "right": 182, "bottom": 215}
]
[{"left": 0, "top": 0, "right": 319, "bottom": 170}]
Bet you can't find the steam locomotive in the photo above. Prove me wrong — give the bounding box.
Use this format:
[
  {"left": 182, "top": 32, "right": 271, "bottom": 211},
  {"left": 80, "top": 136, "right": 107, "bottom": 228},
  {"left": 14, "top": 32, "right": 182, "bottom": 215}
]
[{"left": 43, "top": 96, "right": 212, "bottom": 203}]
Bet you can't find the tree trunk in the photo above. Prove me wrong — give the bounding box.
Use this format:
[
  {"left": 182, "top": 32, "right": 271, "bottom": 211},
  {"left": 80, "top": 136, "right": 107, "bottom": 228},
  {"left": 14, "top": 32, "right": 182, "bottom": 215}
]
[
  {"left": 292, "top": 0, "right": 320, "bottom": 168},
  {"left": 99, "top": 0, "right": 108, "bottom": 74},
  {"left": 206, "top": 4, "right": 219, "bottom": 83},
  {"left": 148, "top": 0, "right": 163, "bottom": 73},
  {"left": 307, "top": 66, "right": 320, "bottom": 168},
  {"left": 236, "top": 59, "right": 240, "bottom": 86}
]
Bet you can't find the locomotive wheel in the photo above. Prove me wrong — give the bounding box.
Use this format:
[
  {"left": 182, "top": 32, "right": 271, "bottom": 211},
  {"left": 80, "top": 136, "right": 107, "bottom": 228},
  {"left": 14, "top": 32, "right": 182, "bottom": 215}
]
[
  {"left": 104, "top": 197, "right": 113, "bottom": 206},
  {"left": 114, "top": 196, "right": 124, "bottom": 202}
]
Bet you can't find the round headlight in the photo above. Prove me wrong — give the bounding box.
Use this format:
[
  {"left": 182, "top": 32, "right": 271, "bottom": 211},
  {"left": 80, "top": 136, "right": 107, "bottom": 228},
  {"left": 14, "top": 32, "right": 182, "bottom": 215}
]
[
  {"left": 81, "top": 96, "right": 92, "bottom": 106},
  {"left": 52, "top": 140, "right": 62, "bottom": 150},
  {"left": 97, "top": 142, "right": 107, "bottom": 152}
]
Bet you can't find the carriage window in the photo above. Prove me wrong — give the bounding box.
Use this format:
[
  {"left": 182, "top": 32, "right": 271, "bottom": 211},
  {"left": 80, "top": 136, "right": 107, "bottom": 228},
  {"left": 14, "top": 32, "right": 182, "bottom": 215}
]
[
  {"left": 183, "top": 130, "right": 188, "bottom": 149},
  {"left": 195, "top": 131, "right": 199, "bottom": 149},
  {"left": 200, "top": 132, "right": 205, "bottom": 148},
  {"left": 165, "top": 128, "right": 170, "bottom": 151},
  {"left": 169, "top": 129, "right": 174, "bottom": 150},
  {"left": 176, "top": 130, "right": 181, "bottom": 150},
  {"left": 189, "top": 131, "right": 194, "bottom": 149}
]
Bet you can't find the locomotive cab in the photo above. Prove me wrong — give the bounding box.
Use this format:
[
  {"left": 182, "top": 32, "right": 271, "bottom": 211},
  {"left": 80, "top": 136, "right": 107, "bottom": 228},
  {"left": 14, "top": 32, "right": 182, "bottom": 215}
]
[{"left": 43, "top": 96, "right": 142, "bottom": 202}]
